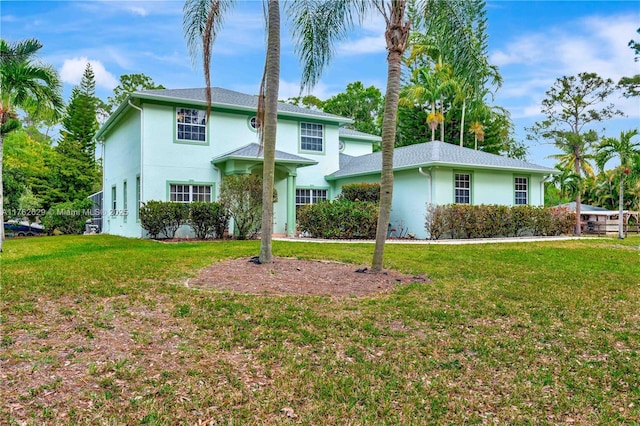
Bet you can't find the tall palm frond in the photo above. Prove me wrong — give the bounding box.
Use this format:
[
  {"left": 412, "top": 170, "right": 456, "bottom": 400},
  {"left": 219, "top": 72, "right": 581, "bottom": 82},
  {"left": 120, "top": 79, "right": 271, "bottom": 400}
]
[
  {"left": 183, "top": 0, "right": 233, "bottom": 117},
  {"left": 0, "top": 38, "right": 64, "bottom": 252},
  {"left": 594, "top": 128, "right": 640, "bottom": 238}
]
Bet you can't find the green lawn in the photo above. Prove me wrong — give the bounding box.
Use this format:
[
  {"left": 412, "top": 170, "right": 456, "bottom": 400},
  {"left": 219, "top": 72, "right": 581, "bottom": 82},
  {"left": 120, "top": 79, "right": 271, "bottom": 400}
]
[{"left": 1, "top": 235, "right": 639, "bottom": 425}]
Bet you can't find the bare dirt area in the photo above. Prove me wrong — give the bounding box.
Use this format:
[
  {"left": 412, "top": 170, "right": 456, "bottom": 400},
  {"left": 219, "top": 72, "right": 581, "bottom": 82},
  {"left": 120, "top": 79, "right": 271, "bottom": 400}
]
[{"left": 187, "top": 256, "right": 430, "bottom": 297}]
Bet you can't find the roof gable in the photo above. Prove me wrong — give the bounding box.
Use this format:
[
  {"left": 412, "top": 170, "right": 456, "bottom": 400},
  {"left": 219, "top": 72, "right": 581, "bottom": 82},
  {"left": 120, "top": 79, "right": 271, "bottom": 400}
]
[{"left": 211, "top": 143, "right": 317, "bottom": 166}]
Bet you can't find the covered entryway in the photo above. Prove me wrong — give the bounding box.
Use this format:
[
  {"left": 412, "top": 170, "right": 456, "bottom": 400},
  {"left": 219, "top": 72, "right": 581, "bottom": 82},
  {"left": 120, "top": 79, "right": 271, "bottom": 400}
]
[{"left": 211, "top": 143, "right": 317, "bottom": 236}]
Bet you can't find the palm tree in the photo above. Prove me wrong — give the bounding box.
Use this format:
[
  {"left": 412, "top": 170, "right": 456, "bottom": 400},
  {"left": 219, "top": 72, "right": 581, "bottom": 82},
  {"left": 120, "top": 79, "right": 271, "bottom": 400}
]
[
  {"left": 596, "top": 129, "right": 640, "bottom": 239},
  {"left": 407, "top": 0, "right": 502, "bottom": 148},
  {"left": 290, "top": 0, "right": 487, "bottom": 270},
  {"left": 551, "top": 165, "right": 581, "bottom": 202},
  {"left": 400, "top": 65, "right": 451, "bottom": 141},
  {"left": 468, "top": 120, "right": 484, "bottom": 150},
  {"left": 289, "top": 0, "right": 411, "bottom": 271},
  {"left": 183, "top": 0, "right": 280, "bottom": 263},
  {"left": 0, "top": 38, "right": 64, "bottom": 252},
  {"left": 548, "top": 131, "right": 597, "bottom": 236}
]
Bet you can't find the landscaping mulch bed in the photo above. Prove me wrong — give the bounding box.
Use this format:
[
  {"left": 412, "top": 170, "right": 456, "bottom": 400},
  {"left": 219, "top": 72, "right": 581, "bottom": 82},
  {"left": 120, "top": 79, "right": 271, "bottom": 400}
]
[{"left": 188, "top": 256, "right": 430, "bottom": 297}]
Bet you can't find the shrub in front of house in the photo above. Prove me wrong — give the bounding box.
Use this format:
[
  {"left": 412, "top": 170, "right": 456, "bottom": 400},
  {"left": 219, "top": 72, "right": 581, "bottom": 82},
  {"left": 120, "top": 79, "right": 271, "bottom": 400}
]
[
  {"left": 336, "top": 182, "right": 381, "bottom": 203},
  {"left": 139, "top": 201, "right": 188, "bottom": 239},
  {"left": 189, "top": 202, "right": 228, "bottom": 239},
  {"left": 218, "top": 174, "right": 270, "bottom": 240},
  {"left": 41, "top": 199, "right": 94, "bottom": 235},
  {"left": 297, "top": 200, "right": 378, "bottom": 239},
  {"left": 425, "top": 204, "right": 575, "bottom": 240}
]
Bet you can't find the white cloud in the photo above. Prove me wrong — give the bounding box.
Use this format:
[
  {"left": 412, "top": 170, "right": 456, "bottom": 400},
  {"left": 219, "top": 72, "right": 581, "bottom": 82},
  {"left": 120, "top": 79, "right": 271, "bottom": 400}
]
[
  {"left": 60, "top": 57, "right": 118, "bottom": 90},
  {"left": 127, "top": 6, "right": 149, "bottom": 17},
  {"left": 491, "top": 13, "right": 638, "bottom": 81},
  {"left": 337, "top": 35, "right": 386, "bottom": 55},
  {"left": 335, "top": 9, "right": 387, "bottom": 56}
]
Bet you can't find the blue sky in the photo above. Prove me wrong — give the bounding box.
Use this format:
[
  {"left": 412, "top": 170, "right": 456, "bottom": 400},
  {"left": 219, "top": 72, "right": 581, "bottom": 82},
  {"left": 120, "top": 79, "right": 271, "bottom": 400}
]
[{"left": 1, "top": 0, "right": 639, "bottom": 167}]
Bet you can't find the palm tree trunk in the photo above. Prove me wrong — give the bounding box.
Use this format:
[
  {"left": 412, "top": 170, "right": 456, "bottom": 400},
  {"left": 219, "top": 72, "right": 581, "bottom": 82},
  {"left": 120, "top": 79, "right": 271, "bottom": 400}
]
[
  {"left": 459, "top": 98, "right": 466, "bottom": 147},
  {"left": 430, "top": 102, "right": 435, "bottom": 141},
  {"left": 618, "top": 175, "right": 624, "bottom": 239},
  {"left": 259, "top": 0, "right": 280, "bottom": 264},
  {"left": 439, "top": 97, "right": 444, "bottom": 142},
  {"left": 574, "top": 158, "right": 582, "bottom": 237},
  {"left": 372, "top": 0, "right": 410, "bottom": 272},
  {"left": 0, "top": 132, "right": 5, "bottom": 252}
]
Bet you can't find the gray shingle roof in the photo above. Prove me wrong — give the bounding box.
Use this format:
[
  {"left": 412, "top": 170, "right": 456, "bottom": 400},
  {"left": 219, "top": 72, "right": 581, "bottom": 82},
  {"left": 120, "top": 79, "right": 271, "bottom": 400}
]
[
  {"left": 211, "top": 143, "right": 317, "bottom": 166},
  {"left": 339, "top": 153, "right": 355, "bottom": 169},
  {"left": 327, "top": 141, "right": 555, "bottom": 179},
  {"left": 339, "top": 127, "right": 381, "bottom": 140},
  {"left": 559, "top": 202, "right": 609, "bottom": 212},
  {"left": 135, "top": 87, "right": 350, "bottom": 122}
]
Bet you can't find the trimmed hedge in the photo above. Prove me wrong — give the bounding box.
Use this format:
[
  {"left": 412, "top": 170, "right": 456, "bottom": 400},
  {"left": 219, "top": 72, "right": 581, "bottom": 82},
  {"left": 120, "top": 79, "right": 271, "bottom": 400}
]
[
  {"left": 337, "top": 182, "right": 381, "bottom": 203},
  {"left": 139, "top": 201, "right": 189, "bottom": 239},
  {"left": 425, "top": 204, "right": 575, "bottom": 240},
  {"left": 297, "top": 200, "right": 378, "bottom": 239},
  {"left": 189, "top": 201, "right": 228, "bottom": 239}
]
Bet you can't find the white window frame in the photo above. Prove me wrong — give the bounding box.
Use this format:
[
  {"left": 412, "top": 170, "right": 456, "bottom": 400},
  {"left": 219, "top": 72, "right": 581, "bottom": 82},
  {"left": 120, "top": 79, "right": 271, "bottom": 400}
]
[
  {"left": 454, "top": 173, "right": 471, "bottom": 204},
  {"left": 295, "top": 188, "right": 327, "bottom": 209},
  {"left": 515, "top": 177, "right": 528, "bottom": 205},
  {"left": 169, "top": 184, "right": 212, "bottom": 203},
  {"left": 300, "top": 122, "right": 324, "bottom": 152},
  {"left": 176, "top": 108, "right": 207, "bottom": 143}
]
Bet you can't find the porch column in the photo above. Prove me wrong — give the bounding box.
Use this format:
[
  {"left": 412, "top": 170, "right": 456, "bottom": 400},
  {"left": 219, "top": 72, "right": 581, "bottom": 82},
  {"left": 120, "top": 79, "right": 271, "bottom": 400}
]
[{"left": 286, "top": 173, "right": 296, "bottom": 237}]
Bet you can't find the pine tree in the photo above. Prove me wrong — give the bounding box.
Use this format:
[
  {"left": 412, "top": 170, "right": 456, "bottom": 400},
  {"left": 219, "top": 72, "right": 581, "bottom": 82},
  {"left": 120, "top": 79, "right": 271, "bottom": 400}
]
[
  {"left": 52, "top": 63, "right": 100, "bottom": 203},
  {"left": 60, "top": 63, "right": 99, "bottom": 161}
]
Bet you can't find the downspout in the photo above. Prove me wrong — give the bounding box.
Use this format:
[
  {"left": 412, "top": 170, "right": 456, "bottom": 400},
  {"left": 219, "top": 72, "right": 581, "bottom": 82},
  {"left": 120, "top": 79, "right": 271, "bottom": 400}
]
[
  {"left": 99, "top": 138, "right": 105, "bottom": 232},
  {"left": 418, "top": 167, "right": 432, "bottom": 205},
  {"left": 129, "top": 100, "right": 144, "bottom": 236}
]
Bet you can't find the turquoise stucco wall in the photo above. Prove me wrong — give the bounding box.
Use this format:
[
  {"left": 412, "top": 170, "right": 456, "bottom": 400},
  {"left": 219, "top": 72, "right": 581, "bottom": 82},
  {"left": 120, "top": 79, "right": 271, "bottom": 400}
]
[
  {"left": 340, "top": 139, "right": 374, "bottom": 157},
  {"left": 102, "top": 108, "right": 141, "bottom": 238},
  {"left": 333, "top": 166, "right": 547, "bottom": 239},
  {"left": 102, "top": 100, "right": 347, "bottom": 237}
]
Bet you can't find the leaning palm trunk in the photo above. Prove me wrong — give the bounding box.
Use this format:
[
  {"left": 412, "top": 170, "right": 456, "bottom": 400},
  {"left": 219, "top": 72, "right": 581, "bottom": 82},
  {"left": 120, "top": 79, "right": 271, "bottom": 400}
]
[
  {"left": 372, "top": 0, "right": 410, "bottom": 272},
  {"left": 0, "top": 133, "right": 4, "bottom": 251},
  {"left": 574, "top": 157, "right": 582, "bottom": 237},
  {"left": 259, "top": 0, "right": 280, "bottom": 263},
  {"left": 618, "top": 175, "right": 624, "bottom": 239}
]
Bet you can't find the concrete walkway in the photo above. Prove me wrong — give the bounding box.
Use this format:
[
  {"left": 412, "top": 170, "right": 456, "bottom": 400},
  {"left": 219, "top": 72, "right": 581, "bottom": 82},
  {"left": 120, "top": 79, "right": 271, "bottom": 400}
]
[{"left": 274, "top": 235, "right": 595, "bottom": 245}]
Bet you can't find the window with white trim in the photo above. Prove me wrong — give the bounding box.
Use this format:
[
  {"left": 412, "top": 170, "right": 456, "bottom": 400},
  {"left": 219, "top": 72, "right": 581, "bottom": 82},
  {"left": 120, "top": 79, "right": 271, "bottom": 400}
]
[
  {"left": 515, "top": 177, "right": 528, "bottom": 205},
  {"left": 176, "top": 108, "right": 206, "bottom": 142},
  {"left": 111, "top": 185, "right": 116, "bottom": 210},
  {"left": 454, "top": 173, "right": 471, "bottom": 204},
  {"left": 300, "top": 122, "right": 324, "bottom": 152},
  {"left": 169, "top": 184, "right": 212, "bottom": 203},
  {"left": 295, "top": 188, "right": 327, "bottom": 209}
]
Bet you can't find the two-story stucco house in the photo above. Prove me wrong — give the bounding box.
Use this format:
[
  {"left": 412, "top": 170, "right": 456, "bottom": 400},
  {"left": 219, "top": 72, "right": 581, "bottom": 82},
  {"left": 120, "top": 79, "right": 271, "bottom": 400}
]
[{"left": 96, "top": 87, "right": 555, "bottom": 239}]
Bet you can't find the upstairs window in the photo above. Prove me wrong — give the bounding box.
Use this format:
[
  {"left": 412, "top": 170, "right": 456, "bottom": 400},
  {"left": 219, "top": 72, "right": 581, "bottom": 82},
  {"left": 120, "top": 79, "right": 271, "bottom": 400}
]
[
  {"left": 515, "top": 177, "right": 528, "bottom": 205},
  {"left": 176, "top": 108, "right": 206, "bottom": 142},
  {"left": 454, "top": 173, "right": 471, "bottom": 204},
  {"left": 300, "top": 122, "right": 324, "bottom": 152},
  {"left": 170, "top": 184, "right": 212, "bottom": 203}
]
